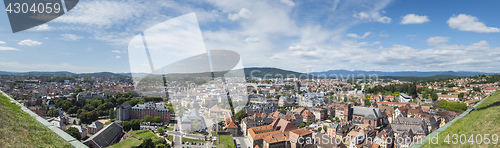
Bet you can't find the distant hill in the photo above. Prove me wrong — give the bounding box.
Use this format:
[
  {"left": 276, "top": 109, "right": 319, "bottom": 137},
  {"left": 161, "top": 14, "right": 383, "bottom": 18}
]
[
  {"left": 243, "top": 67, "right": 311, "bottom": 78},
  {"left": 310, "top": 70, "right": 494, "bottom": 77},
  {"left": 0, "top": 68, "right": 495, "bottom": 80},
  {"left": 378, "top": 75, "right": 461, "bottom": 82}
]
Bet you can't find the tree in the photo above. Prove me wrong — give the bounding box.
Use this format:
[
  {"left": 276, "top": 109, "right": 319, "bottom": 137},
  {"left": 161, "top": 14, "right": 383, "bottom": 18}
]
[
  {"left": 152, "top": 117, "right": 162, "bottom": 123},
  {"left": 431, "top": 93, "right": 438, "bottom": 101},
  {"left": 473, "top": 87, "right": 481, "bottom": 92},
  {"left": 73, "top": 88, "right": 83, "bottom": 94},
  {"left": 131, "top": 119, "right": 141, "bottom": 130},
  {"left": 139, "top": 138, "right": 155, "bottom": 148},
  {"left": 458, "top": 93, "right": 465, "bottom": 101},
  {"left": 192, "top": 120, "right": 201, "bottom": 131},
  {"left": 144, "top": 115, "right": 153, "bottom": 122},
  {"left": 364, "top": 98, "right": 371, "bottom": 107},
  {"left": 235, "top": 109, "right": 247, "bottom": 122},
  {"left": 306, "top": 121, "right": 313, "bottom": 126},
  {"left": 47, "top": 107, "right": 59, "bottom": 117},
  {"left": 109, "top": 108, "right": 116, "bottom": 119},
  {"left": 65, "top": 127, "right": 81, "bottom": 140},
  {"left": 68, "top": 106, "right": 78, "bottom": 114},
  {"left": 122, "top": 121, "right": 131, "bottom": 131},
  {"left": 166, "top": 103, "right": 174, "bottom": 113},
  {"left": 298, "top": 123, "right": 306, "bottom": 128},
  {"left": 318, "top": 127, "right": 322, "bottom": 132},
  {"left": 328, "top": 116, "right": 333, "bottom": 121},
  {"left": 157, "top": 127, "right": 165, "bottom": 135}
]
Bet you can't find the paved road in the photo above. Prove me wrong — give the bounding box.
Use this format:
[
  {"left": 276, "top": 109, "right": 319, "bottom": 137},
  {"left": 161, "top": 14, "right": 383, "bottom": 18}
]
[{"left": 234, "top": 136, "right": 251, "bottom": 148}]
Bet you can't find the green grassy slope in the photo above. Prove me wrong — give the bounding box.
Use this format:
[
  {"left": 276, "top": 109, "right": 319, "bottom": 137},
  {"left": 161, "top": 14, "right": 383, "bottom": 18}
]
[
  {"left": 0, "top": 94, "right": 71, "bottom": 147},
  {"left": 219, "top": 135, "right": 235, "bottom": 148},
  {"left": 423, "top": 91, "right": 500, "bottom": 148}
]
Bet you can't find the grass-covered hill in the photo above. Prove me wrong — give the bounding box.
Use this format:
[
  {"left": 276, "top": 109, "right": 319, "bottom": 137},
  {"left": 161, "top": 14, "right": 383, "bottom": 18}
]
[
  {"left": 423, "top": 90, "right": 500, "bottom": 148},
  {"left": 0, "top": 93, "right": 71, "bottom": 147}
]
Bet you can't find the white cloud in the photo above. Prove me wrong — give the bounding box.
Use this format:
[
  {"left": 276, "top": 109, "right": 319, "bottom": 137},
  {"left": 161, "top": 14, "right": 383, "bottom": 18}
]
[
  {"left": 346, "top": 32, "right": 371, "bottom": 39},
  {"left": 0, "top": 41, "right": 19, "bottom": 51},
  {"left": 112, "top": 50, "right": 125, "bottom": 53},
  {"left": 447, "top": 14, "right": 500, "bottom": 33},
  {"left": 115, "top": 56, "right": 121, "bottom": 59},
  {"left": 54, "top": 0, "right": 146, "bottom": 28},
  {"left": 0, "top": 46, "right": 19, "bottom": 51},
  {"left": 18, "top": 40, "right": 42, "bottom": 46},
  {"left": 379, "top": 34, "right": 389, "bottom": 37},
  {"left": 244, "top": 37, "right": 259, "bottom": 43},
  {"left": 228, "top": 8, "right": 252, "bottom": 21},
  {"left": 35, "top": 24, "right": 51, "bottom": 31},
  {"left": 59, "top": 34, "right": 83, "bottom": 41},
  {"left": 353, "top": 11, "right": 391, "bottom": 23},
  {"left": 400, "top": 14, "right": 429, "bottom": 24},
  {"left": 280, "top": 0, "right": 295, "bottom": 6},
  {"left": 427, "top": 36, "right": 449, "bottom": 45}
]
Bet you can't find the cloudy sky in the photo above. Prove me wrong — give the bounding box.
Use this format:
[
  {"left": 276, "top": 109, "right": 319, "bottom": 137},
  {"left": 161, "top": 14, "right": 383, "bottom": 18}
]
[{"left": 1, "top": 0, "right": 500, "bottom": 73}]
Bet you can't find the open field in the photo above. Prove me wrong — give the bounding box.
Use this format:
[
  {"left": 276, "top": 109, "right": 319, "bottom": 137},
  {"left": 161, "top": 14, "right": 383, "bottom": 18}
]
[
  {"left": 219, "top": 135, "right": 235, "bottom": 148},
  {"left": 0, "top": 93, "right": 71, "bottom": 147},
  {"left": 108, "top": 138, "right": 142, "bottom": 148},
  {"left": 109, "top": 129, "right": 166, "bottom": 147}
]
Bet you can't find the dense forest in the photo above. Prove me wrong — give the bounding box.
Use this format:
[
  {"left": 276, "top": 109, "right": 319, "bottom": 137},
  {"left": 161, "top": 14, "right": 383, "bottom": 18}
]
[{"left": 53, "top": 91, "right": 164, "bottom": 123}]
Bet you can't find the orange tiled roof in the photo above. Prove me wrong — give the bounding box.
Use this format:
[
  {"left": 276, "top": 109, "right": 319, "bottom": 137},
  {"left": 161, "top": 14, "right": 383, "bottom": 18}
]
[
  {"left": 290, "top": 128, "right": 312, "bottom": 136},
  {"left": 263, "top": 131, "right": 289, "bottom": 144},
  {"left": 225, "top": 120, "right": 238, "bottom": 129}
]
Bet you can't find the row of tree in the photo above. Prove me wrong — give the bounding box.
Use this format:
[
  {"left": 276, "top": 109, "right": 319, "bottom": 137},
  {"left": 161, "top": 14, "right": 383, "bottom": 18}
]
[{"left": 365, "top": 83, "right": 418, "bottom": 99}]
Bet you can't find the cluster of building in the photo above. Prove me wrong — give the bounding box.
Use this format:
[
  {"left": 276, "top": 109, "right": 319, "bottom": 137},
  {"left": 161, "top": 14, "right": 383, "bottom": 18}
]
[{"left": 2, "top": 73, "right": 500, "bottom": 148}]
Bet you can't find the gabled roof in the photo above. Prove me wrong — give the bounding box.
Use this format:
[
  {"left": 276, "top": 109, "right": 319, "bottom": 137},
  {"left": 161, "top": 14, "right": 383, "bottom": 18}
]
[
  {"left": 352, "top": 106, "right": 383, "bottom": 120},
  {"left": 270, "top": 118, "right": 297, "bottom": 132},
  {"left": 225, "top": 120, "right": 238, "bottom": 129},
  {"left": 83, "top": 122, "right": 124, "bottom": 147},
  {"left": 88, "top": 121, "right": 103, "bottom": 128},
  {"left": 119, "top": 102, "right": 131, "bottom": 109},
  {"left": 263, "top": 132, "right": 288, "bottom": 144}
]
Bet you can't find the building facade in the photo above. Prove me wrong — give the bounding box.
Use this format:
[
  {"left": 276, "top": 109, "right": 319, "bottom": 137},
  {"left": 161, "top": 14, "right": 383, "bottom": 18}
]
[
  {"left": 116, "top": 103, "right": 131, "bottom": 121},
  {"left": 131, "top": 102, "right": 171, "bottom": 122}
]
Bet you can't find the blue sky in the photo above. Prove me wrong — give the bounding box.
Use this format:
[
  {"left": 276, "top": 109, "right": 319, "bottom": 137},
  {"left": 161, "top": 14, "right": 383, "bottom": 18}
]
[{"left": 1, "top": 0, "right": 500, "bottom": 73}]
